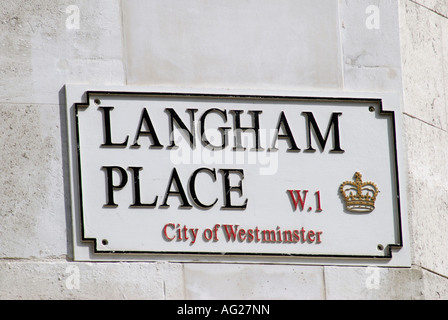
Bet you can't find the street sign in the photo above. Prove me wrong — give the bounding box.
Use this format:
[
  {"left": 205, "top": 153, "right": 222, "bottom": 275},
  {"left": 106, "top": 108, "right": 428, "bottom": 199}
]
[{"left": 66, "top": 87, "right": 408, "bottom": 265}]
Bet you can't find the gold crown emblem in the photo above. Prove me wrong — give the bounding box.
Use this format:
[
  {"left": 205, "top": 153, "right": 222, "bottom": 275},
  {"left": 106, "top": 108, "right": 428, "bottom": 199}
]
[{"left": 340, "top": 172, "right": 379, "bottom": 213}]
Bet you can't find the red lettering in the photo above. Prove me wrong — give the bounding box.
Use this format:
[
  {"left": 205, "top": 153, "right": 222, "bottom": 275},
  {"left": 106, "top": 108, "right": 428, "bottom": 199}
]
[
  {"left": 222, "top": 224, "right": 238, "bottom": 241},
  {"left": 288, "top": 190, "right": 308, "bottom": 211},
  {"left": 307, "top": 230, "right": 315, "bottom": 243},
  {"left": 238, "top": 228, "right": 246, "bottom": 241},
  {"left": 163, "top": 223, "right": 175, "bottom": 241},
  {"left": 163, "top": 223, "right": 323, "bottom": 245},
  {"left": 182, "top": 225, "right": 189, "bottom": 241},
  {"left": 262, "top": 229, "right": 276, "bottom": 242},
  {"left": 316, "top": 231, "right": 323, "bottom": 243},
  {"left": 300, "top": 227, "right": 306, "bottom": 241},
  {"left": 254, "top": 226, "right": 260, "bottom": 241},
  {"left": 282, "top": 230, "right": 293, "bottom": 243},
  {"left": 213, "top": 224, "right": 220, "bottom": 241},
  {"left": 293, "top": 230, "right": 300, "bottom": 242},
  {"left": 203, "top": 228, "right": 212, "bottom": 241},
  {"left": 315, "top": 191, "right": 323, "bottom": 212},
  {"left": 247, "top": 229, "right": 254, "bottom": 242}
]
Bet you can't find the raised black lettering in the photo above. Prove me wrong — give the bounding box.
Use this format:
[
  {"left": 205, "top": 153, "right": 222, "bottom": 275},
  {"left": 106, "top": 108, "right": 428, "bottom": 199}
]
[
  {"left": 165, "top": 108, "right": 197, "bottom": 149},
  {"left": 230, "top": 110, "right": 264, "bottom": 151},
  {"left": 131, "top": 108, "right": 163, "bottom": 148},
  {"left": 200, "top": 108, "right": 230, "bottom": 150},
  {"left": 160, "top": 168, "right": 192, "bottom": 209},
  {"left": 102, "top": 166, "right": 128, "bottom": 207},
  {"left": 128, "top": 167, "right": 158, "bottom": 208},
  {"left": 219, "top": 169, "right": 248, "bottom": 210},
  {"left": 269, "top": 111, "right": 300, "bottom": 152},
  {"left": 99, "top": 107, "right": 129, "bottom": 147},
  {"left": 302, "top": 112, "right": 344, "bottom": 153},
  {"left": 189, "top": 167, "right": 218, "bottom": 209}
]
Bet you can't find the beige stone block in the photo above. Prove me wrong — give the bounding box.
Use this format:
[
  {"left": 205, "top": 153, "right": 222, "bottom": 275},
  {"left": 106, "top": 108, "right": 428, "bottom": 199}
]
[
  {"left": 404, "top": 115, "right": 448, "bottom": 276},
  {"left": 0, "top": 0, "right": 125, "bottom": 105},
  {"left": 400, "top": 0, "right": 448, "bottom": 130},
  {"left": 410, "top": 0, "right": 448, "bottom": 17},
  {"left": 340, "top": 0, "right": 403, "bottom": 92},
  {"left": 421, "top": 268, "right": 448, "bottom": 299},
  {"left": 324, "top": 266, "right": 424, "bottom": 299},
  {"left": 184, "top": 264, "right": 324, "bottom": 299},
  {"left": 0, "top": 104, "right": 67, "bottom": 258},
  {"left": 0, "top": 261, "right": 184, "bottom": 299},
  {"left": 122, "top": 0, "right": 342, "bottom": 91}
]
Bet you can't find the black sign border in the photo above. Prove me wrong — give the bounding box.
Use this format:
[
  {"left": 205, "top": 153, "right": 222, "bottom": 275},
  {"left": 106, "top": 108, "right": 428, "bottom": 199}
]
[{"left": 72, "top": 91, "right": 403, "bottom": 260}]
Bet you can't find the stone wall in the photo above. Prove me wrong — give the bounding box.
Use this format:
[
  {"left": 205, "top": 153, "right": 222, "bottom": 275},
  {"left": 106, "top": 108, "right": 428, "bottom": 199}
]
[{"left": 0, "top": 0, "right": 447, "bottom": 299}]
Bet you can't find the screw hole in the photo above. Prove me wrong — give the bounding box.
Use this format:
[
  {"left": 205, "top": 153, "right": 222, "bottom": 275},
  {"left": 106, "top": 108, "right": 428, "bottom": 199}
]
[
  {"left": 377, "top": 244, "right": 384, "bottom": 251},
  {"left": 369, "top": 106, "right": 375, "bottom": 112},
  {"left": 94, "top": 98, "right": 101, "bottom": 105},
  {"left": 102, "top": 239, "right": 108, "bottom": 246}
]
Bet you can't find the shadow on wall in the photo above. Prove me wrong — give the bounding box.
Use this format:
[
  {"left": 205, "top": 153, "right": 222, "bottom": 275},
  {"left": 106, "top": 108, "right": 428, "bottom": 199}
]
[{"left": 58, "top": 85, "right": 74, "bottom": 260}]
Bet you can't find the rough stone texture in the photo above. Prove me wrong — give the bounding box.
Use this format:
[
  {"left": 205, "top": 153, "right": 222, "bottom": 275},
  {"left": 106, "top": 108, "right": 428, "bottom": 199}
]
[
  {"left": 400, "top": 0, "right": 448, "bottom": 130},
  {"left": 0, "top": 0, "right": 125, "bottom": 259},
  {"left": 421, "top": 268, "right": 448, "bottom": 299},
  {"left": 0, "top": 0, "right": 125, "bottom": 105},
  {"left": 0, "top": 104, "right": 66, "bottom": 258},
  {"left": 340, "top": 0, "right": 403, "bottom": 93},
  {"left": 412, "top": 0, "right": 448, "bottom": 17},
  {"left": 184, "top": 264, "right": 325, "bottom": 300},
  {"left": 400, "top": 0, "right": 448, "bottom": 282},
  {"left": 403, "top": 116, "right": 448, "bottom": 276},
  {"left": 0, "top": 261, "right": 184, "bottom": 299},
  {"left": 324, "top": 266, "right": 424, "bottom": 299}
]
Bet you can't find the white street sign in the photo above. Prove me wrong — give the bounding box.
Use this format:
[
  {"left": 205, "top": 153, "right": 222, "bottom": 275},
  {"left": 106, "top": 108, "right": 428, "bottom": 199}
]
[{"left": 66, "top": 86, "right": 408, "bottom": 265}]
